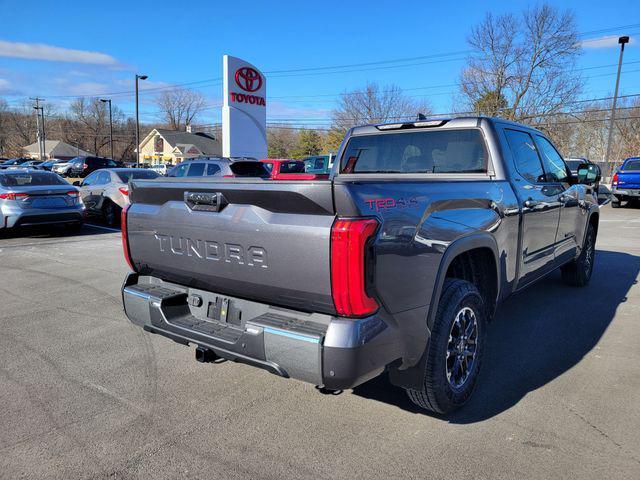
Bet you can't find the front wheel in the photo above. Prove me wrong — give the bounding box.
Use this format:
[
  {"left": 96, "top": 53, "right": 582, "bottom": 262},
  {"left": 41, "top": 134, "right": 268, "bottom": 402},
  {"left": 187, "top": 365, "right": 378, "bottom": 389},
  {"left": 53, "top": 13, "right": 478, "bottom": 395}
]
[
  {"left": 561, "top": 223, "right": 596, "bottom": 287},
  {"left": 406, "top": 279, "right": 486, "bottom": 414}
]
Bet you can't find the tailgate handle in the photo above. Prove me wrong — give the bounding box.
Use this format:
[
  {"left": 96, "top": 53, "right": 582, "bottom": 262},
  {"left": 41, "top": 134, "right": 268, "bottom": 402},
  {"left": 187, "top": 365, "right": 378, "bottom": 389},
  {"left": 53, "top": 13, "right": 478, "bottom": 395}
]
[{"left": 185, "top": 192, "right": 228, "bottom": 212}]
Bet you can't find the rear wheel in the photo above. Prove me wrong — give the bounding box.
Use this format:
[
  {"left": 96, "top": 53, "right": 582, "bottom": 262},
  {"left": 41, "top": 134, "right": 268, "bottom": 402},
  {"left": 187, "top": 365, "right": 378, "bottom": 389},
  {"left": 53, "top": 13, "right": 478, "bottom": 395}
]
[
  {"left": 102, "top": 201, "right": 121, "bottom": 227},
  {"left": 561, "top": 223, "right": 596, "bottom": 287},
  {"left": 406, "top": 279, "right": 486, "bottom": 414}
]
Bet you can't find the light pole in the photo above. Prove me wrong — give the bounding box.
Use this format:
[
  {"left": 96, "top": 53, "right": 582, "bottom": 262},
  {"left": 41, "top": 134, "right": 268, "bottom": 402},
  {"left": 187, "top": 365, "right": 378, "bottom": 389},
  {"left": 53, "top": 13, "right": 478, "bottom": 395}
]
[
  {"left": 100, "top": 98, "right": 114, "bottom": 160},
  {"left": 135, "top": 74, "right": 148, "bottom": 166},
  {"left": 30, "top": 97, "right": 45, "bottom": 160},
  {"left": 604, "top": 36, "right": 630, "bottom": 172}
]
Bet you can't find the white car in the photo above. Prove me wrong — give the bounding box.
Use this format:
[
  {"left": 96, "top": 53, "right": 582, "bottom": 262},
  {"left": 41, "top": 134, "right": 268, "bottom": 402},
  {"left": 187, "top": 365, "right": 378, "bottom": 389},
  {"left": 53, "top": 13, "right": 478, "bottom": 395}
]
[{"left": 149, "top": 163, "right": 172, "bottom": 176}]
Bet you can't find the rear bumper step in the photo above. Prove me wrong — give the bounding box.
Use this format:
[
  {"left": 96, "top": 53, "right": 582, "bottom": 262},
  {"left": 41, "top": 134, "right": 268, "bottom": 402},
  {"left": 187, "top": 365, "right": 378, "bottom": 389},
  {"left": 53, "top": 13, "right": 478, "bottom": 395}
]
[{"left": 122, "top": 273, "right": 396, "bottom": 389}]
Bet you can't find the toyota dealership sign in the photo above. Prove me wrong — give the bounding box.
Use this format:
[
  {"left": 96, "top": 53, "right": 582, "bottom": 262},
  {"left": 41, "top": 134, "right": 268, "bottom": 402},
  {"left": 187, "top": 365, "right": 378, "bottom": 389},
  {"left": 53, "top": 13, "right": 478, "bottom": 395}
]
[{"left": 222, "top": 55, "right": 267, "bottom": 158}]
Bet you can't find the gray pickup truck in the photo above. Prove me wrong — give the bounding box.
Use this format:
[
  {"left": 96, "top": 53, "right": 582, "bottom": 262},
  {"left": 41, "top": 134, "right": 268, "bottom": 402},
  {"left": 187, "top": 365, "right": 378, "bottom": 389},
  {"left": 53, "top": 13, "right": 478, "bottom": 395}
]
[{"left": 121, "top": 117, "right": 601, "bottom": 414}]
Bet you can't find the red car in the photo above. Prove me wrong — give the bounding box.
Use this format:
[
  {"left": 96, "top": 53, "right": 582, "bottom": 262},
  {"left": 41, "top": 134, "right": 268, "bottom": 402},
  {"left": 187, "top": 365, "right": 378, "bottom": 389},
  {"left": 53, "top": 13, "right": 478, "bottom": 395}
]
[{"left": 260, "top": 159, "right": 329, "bottom": 180}]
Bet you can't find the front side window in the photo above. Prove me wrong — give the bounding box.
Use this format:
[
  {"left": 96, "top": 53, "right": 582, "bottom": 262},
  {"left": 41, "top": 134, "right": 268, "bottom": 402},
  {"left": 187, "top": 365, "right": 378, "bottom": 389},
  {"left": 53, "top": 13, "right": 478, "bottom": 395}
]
[
  {"left": 170, "top": 163, "right": 188, "bottom": 177},
  {"left": 504, "top": 129, "right": 545, "bottom": 184},
  {"left": 82, "top": 171, "right": 99, "bottom": 186},
  {"left": 535, "top": 136, "right": 569, "bottom": 183},
  {"left": 341, "top": 129, "right": 488, "bottom": 174}
]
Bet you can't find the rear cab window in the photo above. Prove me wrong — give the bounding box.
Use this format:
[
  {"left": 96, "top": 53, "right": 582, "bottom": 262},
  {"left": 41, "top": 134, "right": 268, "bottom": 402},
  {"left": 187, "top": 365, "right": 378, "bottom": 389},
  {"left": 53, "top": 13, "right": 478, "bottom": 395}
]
[
  {"left": 623, "top": 159, "right": 640, "bottom": 170},
  {"left": 340, "top": 128, "right": 488, "bottom": 174}
]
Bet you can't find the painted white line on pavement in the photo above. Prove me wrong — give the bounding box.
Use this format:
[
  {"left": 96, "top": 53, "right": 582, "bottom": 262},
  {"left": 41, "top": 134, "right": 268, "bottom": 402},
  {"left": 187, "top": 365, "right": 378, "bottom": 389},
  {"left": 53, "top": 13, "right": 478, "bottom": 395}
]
[{"left": 85, "top": 223, "right": 121, "bottom": 232}]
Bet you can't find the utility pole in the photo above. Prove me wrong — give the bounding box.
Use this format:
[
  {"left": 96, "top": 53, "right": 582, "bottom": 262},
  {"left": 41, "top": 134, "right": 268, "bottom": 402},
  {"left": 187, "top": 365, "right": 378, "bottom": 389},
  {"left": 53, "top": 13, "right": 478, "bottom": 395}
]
[
  {"left": 30, "top": 97, "right": 45, "bottom": 160},
  {"left": 135, "top": 74, "right": 148, "bottom": 166},
  {"left": 604, "top": 36, "right": 630, "bottom": 173},
  {"left": 100, "top": 98, "right": 114, "bottom": 159}
]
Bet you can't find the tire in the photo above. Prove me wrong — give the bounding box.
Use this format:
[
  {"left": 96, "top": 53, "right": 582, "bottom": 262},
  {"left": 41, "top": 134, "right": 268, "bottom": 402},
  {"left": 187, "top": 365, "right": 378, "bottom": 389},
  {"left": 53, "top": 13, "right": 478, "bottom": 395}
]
[
  {"left": 406, "top": 279, "right": 486, "bottom": 414},
  {"left": 561, "top": 222, "right": 596, "bottom": 287},
  {"left": 102, "top": 201, "right": 121, "bottom": 227}
]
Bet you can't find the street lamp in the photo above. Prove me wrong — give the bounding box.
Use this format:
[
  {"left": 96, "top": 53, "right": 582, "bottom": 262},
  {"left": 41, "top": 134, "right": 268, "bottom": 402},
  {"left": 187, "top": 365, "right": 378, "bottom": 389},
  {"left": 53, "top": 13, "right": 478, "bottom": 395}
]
[
  {"left": 100, "top": 98, "right": 113, "bottom": 160},
  {"left": 604, "top": 36, "right": 630, "bottom": 171},
  {"left": 135, "top": 74, "right": 148, "bottom": 166}
]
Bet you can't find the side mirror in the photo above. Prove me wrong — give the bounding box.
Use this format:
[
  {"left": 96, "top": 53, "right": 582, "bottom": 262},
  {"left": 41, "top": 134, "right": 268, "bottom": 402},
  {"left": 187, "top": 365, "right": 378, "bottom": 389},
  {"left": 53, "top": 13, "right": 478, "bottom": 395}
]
[
  {"left": 577, "top": 163, "right": 601, "bottom": 185},
  {"left": 72, "top": 181, "right": 81, "bottom": 186}
]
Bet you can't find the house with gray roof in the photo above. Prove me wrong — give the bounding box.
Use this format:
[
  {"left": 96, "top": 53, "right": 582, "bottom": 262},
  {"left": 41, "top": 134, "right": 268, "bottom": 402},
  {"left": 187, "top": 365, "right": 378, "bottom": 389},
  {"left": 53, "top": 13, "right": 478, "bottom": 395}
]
[
  {"left": 137, "top": 128, "right": 222, "bottom": 165},
  {"left": 24, "top": 140, "right": 92, "bottom": 160}
]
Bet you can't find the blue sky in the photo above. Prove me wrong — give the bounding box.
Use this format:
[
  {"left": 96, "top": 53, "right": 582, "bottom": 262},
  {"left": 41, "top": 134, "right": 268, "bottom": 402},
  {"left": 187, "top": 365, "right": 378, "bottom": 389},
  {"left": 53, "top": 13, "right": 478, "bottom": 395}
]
[{"left": 1, "top": 0, "right": 639, "bottom": 127}]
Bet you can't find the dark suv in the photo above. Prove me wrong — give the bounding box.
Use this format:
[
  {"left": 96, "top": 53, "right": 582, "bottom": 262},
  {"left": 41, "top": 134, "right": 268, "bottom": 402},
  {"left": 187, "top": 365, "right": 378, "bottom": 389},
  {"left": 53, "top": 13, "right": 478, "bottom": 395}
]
[{"left": 55, "top": 156, "right": 121, "bottom": 178}]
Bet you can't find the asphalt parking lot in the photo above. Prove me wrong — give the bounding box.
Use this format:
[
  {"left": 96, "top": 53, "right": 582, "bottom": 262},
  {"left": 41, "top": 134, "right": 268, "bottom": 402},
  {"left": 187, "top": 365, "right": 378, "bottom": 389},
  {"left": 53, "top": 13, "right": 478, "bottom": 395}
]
[{"left": 1, "top": 208, "right": 639, "bottom": 480}]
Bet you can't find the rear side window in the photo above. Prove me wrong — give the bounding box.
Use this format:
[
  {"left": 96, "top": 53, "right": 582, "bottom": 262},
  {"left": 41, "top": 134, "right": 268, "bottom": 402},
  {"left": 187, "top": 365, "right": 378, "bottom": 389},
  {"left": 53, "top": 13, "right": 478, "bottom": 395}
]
[
  {"left": 187, "top": 163, "right": 205, "bottom": 177},
  {"left": 341, "top": 129, "right": 488, "bottom": 174},
  {"left": 280, "top": 161, "right": 305, "bottom": 174},
  {"left": 504, "top": 129, "right": 545, "bottom": 183},
  {"left": 206, "top": 163, "right": 221, "bottom": 176},
  {"left": 0, "top": 172, "right": 68, "bottom": 187}
]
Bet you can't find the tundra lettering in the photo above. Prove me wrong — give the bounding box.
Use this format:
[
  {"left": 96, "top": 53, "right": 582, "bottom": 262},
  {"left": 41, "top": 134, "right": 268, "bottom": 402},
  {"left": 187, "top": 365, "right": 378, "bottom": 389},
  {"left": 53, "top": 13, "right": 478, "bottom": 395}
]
[{"left": 154, "top": 234, "right": 268, "bottom": 267}]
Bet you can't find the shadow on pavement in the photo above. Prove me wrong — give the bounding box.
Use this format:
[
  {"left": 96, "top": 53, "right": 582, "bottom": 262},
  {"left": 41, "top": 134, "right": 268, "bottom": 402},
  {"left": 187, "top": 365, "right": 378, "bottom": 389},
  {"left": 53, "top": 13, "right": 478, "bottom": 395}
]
[
  {"left": 0, "top": 222, "right": 119, "bottom": 241},
  {"left": 352, "top": 250, "right": 640, "bottom": 422}
]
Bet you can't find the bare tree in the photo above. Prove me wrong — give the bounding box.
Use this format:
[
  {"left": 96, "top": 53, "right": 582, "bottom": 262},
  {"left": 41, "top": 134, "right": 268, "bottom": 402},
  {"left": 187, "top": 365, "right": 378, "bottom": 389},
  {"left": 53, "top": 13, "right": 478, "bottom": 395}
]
[
  {"left": 156, "top": 88, "right": 207, "bottom": 131},
  {"left": 332, "top": 83, "right": 431, "bottom": 131},
  {"left": 267, "top": 126, "right": 299, "bottom": 158},
  {"left": 460, "top": 3, "right": 582, "bottom": 120}
]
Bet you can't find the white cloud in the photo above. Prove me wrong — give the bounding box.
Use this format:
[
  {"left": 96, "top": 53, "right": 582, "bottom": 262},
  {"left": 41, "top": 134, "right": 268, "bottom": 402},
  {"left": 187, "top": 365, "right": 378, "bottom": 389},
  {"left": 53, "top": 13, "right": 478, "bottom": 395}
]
[
  {"left": 0, "top": 78, "right": 12, "bottom": 93},
  {"left": 0, "top": 40, "right": 118, "bottom": 65},
  {"left": 580, "top": 35, "right": 635, "bottom": 49}
]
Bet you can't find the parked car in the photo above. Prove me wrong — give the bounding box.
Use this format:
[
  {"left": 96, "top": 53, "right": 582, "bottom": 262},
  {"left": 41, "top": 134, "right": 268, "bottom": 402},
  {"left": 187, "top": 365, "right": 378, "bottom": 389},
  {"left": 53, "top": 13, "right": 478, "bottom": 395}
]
[
  {"left": 612, "top": 157, "right": 640, "bottom": 208},
  {"left": 565, "top": 157, "right": 592, "bottom": 176},
  {"left": 76, "top": 168, "right": 160, "bottom": 226},
  {"left": 53, "top": 156, "right": 120, "bottom": 178},
  {"left": 40, "top": 159, "right": 67, "bottom": 171},
  {"left": 0, "top": 170, "right": 84, "bottom": 231},
  {"left": 0, "top": 158, "right": 32, "bottom": 170},
  {"left": 302, "top": 154, "right": 335, "bottom": 174},
  {"left": 7, "top": 160, "right": 45, "bottom": 170},
  {"left": 167, "top": 158, "right": 269, "bottom": 178},
  {"left": 149, "top": 163, "right": 172, "bottom": 176},
  {"left": 120, "top": 116, "right": 602, "bottom": 414},
  {"left": 261, "top": 159, "right": 329, "bottom": 180}
]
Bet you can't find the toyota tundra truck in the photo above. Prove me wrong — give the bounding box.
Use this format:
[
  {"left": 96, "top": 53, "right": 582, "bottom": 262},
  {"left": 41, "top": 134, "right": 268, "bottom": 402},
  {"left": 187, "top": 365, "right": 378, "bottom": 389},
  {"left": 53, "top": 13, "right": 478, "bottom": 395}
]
[
  {"left": 612, "top": 157, "right": 640, "bottom": 208},
  {"left": 121, "top": 117, "right": 601, "bottom": 414}
]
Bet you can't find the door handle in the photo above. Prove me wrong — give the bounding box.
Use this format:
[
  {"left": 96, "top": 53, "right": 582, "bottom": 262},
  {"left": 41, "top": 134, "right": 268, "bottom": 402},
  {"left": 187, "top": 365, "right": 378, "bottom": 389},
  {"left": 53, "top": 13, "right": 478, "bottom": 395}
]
[{"left": 524, "top": 199, "right": 540, "bottom": 208}]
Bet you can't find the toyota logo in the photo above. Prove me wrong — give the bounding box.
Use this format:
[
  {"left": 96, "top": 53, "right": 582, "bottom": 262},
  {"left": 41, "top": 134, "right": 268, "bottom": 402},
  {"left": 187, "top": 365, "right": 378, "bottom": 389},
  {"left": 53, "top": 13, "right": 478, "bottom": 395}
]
[{"left": 235, "top": 67, "right": 262, "bottom": 92}]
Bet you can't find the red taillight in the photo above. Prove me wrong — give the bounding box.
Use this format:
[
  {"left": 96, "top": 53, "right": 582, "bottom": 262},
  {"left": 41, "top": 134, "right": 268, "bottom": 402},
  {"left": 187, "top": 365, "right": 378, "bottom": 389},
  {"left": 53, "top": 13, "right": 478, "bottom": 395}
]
[
  {"left": 83, "top": 164, "right": 88, "bottom": 170},
  {"left": 223, "top": 174, "right": 234, "bottom": 178},
  {"left": 121, "top": 205, "right": 136, "bottom": 271},
  {"left": 331, "top": 218, "right": 379, "bottom": 317},
  {"left": 0, "top": 192, "right": 28, "bottom": 200},
  {"left": 66, "top": 191, "right": 79, "bottom": 197},
  {"left": 612, "top": 173, "right": 619, "bottom": 186},
  {"left": 118, "top": 186, "right": 129, "bottom": 196}
]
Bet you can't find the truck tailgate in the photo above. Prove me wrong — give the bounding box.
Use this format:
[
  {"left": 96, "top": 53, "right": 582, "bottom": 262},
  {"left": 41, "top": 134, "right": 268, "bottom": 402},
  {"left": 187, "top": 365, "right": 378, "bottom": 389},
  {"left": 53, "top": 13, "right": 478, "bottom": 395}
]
[
  {"left": 126, "top": 178, "right": 336, "bottom": 314},
  {"left": 618, "top": 171, "right": 640, "bottom": 189}
]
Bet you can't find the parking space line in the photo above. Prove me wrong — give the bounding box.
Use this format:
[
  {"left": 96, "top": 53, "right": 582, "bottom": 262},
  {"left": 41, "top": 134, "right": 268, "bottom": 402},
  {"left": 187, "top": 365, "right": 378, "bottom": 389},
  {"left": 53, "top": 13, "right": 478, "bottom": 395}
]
[{"left": 85, "top": 223, "right": 121, "bottom": 233}]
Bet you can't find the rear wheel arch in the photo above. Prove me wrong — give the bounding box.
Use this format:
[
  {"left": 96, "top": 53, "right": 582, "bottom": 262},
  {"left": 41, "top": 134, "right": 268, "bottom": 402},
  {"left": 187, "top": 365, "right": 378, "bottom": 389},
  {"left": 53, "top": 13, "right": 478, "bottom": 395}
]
[{"left": 427, "top": 234, "right": 500, "bottom": 329}]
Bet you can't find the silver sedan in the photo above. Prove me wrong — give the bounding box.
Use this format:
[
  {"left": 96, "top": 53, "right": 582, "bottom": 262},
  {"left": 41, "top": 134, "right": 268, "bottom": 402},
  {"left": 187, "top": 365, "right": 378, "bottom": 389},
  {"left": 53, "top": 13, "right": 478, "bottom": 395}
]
[
  {"left": 76, "top": 168, "right": 159, "bottom": 226},
  {"left": 0, "top": 170, "right": 85, "bottom": 231}
]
